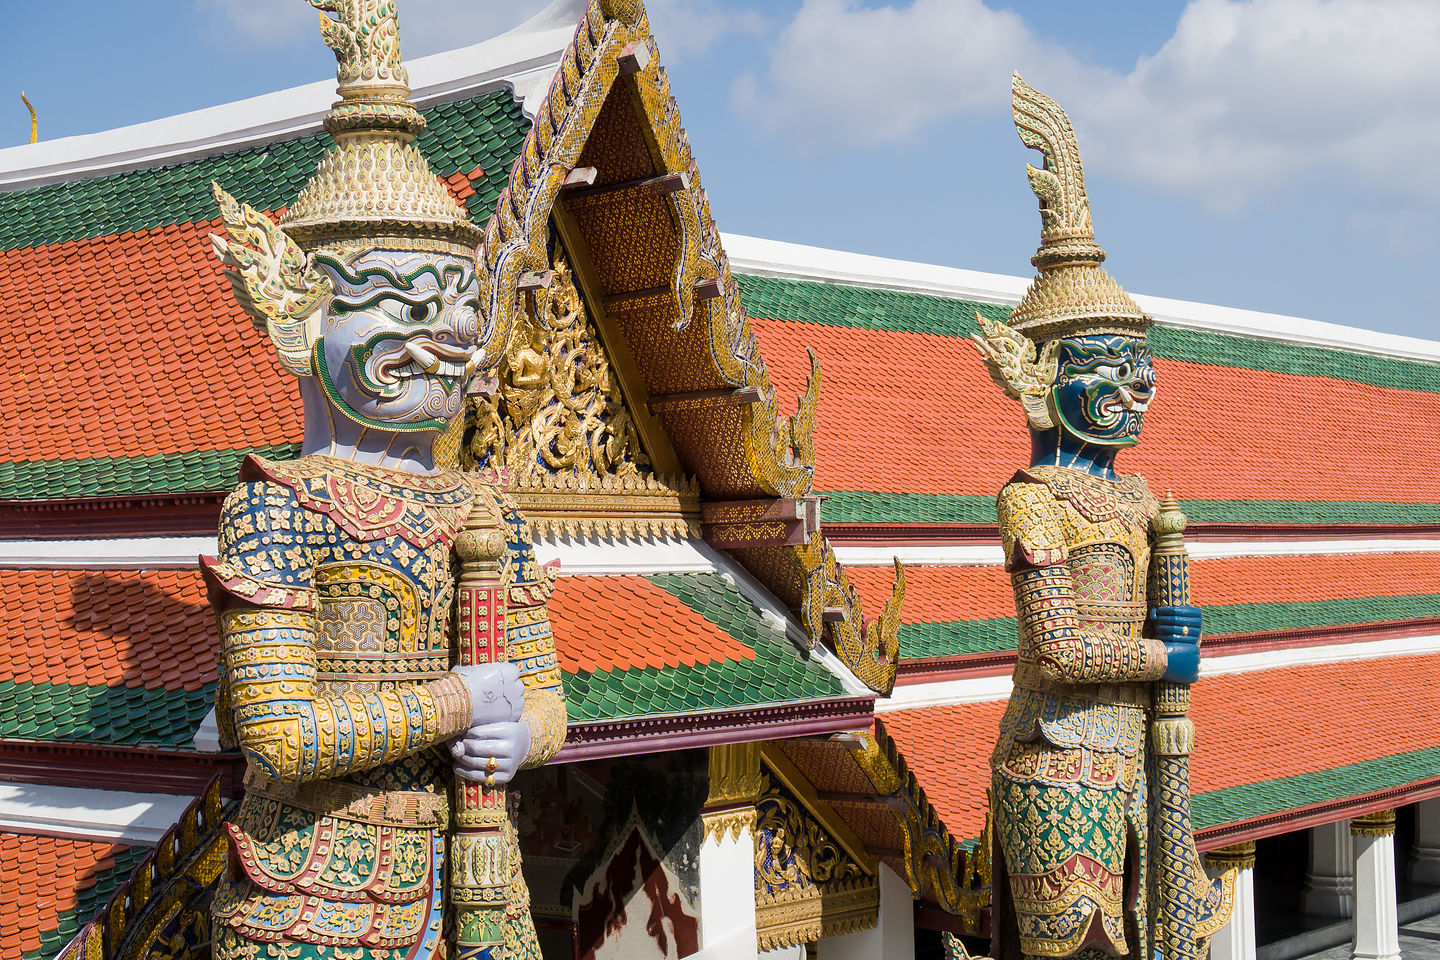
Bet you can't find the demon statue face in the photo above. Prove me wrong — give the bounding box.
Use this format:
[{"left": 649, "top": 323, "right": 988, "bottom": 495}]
[
  {"left": 312, "top": 251, "right": 487, "bottom": 432},
  {"left": 1048, "top": 334, "right": 1155, "bottom": 447}
]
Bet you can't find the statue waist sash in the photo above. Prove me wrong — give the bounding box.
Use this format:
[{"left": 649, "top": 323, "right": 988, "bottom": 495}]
[
  {"left": 1011, "top": 660, "right": 1150, "bottom": 708},
  {"left": 244, "top": 768, "right": 449, "bottom": 828}
]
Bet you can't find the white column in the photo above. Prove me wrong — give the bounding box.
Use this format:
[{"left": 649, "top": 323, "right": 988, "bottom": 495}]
[
  {"left": 823, "top": 864, "right": 915, "bottom": 960},
  {"left": 1351, "top": 811, "right": 1400, "bottom": 960},
  {"left": 1205, "top": 843, "right": 1257, "bottom": 960},
  {"left": 697, "top": 808, "right": 759, "bottom": 960},
  {"left": 1411, "top": 797, "right": 1440, "bottom": 885},
  {"left": 1303, "top": 819, "right": 1355, "bottom": 917}
]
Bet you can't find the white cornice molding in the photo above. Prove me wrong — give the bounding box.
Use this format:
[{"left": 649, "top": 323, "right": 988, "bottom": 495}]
[
  {"left": 834, "top": 540, "right": 1440, "bottom": 569},
  {"left": 0, "top": 0, "right": 581, "bottom": 193},
  {"left": 0, "top": 781, "right": 194, "bottom": 844},
  {"left": 8, "top": 536, "right": 1438, "bottom": 570},
  {"left": 722, "top": 233, "right": 1440, "bottom": 365}
]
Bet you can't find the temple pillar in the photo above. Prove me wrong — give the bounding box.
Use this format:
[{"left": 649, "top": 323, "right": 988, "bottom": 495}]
[
  {"left": 698, "top": 743, "right": 762, "bottom": 960},
  {"left": 823, "top": 863, "right": 915, "bottom": 960},
  {"left": 1350, "top": 811, "right": 1400, "bottom": 960},
  {"left": 1205, "top": 842, "right": 1257, "bottom": 960},
  {"left": 1303, "top": 819, "right": 1355, "bottom": 917},
  {"left": 1410, "top": 797, "right": 1440, "bottom": 885}
]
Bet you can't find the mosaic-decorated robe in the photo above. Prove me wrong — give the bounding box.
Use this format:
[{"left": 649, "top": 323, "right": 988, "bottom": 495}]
[
  {"left": 203, "top": 455, "right": 565, "bottom": 960},
  {"left": 990, "top": 465, "right": 1165, "bottom": 960}
]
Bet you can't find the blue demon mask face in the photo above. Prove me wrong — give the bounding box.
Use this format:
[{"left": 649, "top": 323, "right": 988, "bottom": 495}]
[{"left": 1048, "top": 334, "right": 1156, "bottom": 447}]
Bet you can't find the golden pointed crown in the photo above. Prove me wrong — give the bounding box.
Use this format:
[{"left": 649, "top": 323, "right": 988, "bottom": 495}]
[
  {"left": 279, "top": 0, "right": 482, "bottom": 256},
  {"left": 1008, "top": 73, "right": 1148, "bottom": 342}
]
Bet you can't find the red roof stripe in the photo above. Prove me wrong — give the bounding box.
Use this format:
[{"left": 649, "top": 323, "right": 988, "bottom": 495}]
[
  {"left": 881, "top": 652, "right": 1440, "bottom": 841},
  {"left": 750, "top": 317, "right": 1440, "bottom": 504}
]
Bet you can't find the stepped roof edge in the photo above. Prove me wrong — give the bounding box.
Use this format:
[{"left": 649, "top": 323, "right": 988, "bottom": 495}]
[
  {"left": 0, "top": 0, "right": 584, "bottom": 193},
  {"left": 723, "top": 232, "right": 1440, "bottom": 365}
]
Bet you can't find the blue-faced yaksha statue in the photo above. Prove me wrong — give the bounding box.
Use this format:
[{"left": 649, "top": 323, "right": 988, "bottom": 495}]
[
  {"left": 972, "top": 76, "right": 1232, "bottom": 960},
  {"left": 203, "top": 3, "right": 566, "bottom": 959}
]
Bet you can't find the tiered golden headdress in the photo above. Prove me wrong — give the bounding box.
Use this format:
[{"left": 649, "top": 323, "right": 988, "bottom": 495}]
[
  {"left": 281, "top": 0, "right": 482, "bottom": 256},
  {"left": 971, "top": 75, "right": 1148, "bottom": 428},
  {"left": 1006, "top": 73, "right": 1148, "bottom": 342},
  {"left": 210, "top": 0, "right": 482, "bottom": 376}
]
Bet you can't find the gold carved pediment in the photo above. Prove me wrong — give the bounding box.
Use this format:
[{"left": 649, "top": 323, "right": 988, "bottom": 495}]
[
  {"left": 753, "top": 771, "right": 878, "bottom": 950},
  {"left": 463, "top": 242, "right": 699, "bottom": 539}
]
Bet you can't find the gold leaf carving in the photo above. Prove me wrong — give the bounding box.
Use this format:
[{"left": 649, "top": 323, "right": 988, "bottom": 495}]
[{"left": 464, "top": 245, "right": 699, "bottom": 539}]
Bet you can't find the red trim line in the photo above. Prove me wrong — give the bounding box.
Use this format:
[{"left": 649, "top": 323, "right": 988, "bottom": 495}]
[
  {"left": 894, "top": 618, "right": 1440, "bottom": 685},
  {"left": 554, "top": 697, "right": 875, "bottom": 763},
  {"left": 0, "top": 495, "right": 226, "bottom": 539},
  {"left": 823, "top": 522, "right": 1440, "bottom": 545},
  {"left": 0, "top": 740, "right": 244, "bottom": 797},
  {"left": 1195, "top": 776, "right": 1440, "bottom": 850}
]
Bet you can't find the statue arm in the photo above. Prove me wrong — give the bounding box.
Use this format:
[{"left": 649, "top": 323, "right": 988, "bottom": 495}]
[
  {"left": 498, "top": 498, "right": 568, "bottom": 769},
  {"left": 205, "top": 482, "right": 473, "bottom": 783},
  {"left": 998, "top": 481, "right": 1167, "bottom": 684}
]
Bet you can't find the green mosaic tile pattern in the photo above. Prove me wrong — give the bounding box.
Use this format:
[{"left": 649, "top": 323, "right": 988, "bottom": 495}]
[
  {"left": 21, "top": 844, "right": 151, "bottom": 960},
  {"left": 0, "top": 679, "right": 215, "bottom": 747},
  {"left": 0, "top": 91, "right": 528, "bottom": 250},
  {"left": 822, "top": 490, "right": 1440, "bottom": 526},
  {"left": 561, "top": 572, "right": 847, "bottom": 723},
  {"left": 734, "top": 273, "right": 1440, "bottom": 395},
  {"left": 0, "top": 445, "right": 301, "bottom": 500},
  {"left": 1191, "top": 746, "right": 1440, "bottom": 831},
  {"left": 902, "top": 594, "right": 1440, "bottom": 660}
]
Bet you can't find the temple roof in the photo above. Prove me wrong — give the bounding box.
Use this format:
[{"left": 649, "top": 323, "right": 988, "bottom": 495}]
[{"left": 0, "top": 831, "right": 145, "bottom": 960}]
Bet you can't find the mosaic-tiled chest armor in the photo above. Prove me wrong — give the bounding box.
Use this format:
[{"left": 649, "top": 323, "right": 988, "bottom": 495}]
[
  {"left": 203, "top": 455, "right": 565, "bottom": 960},
  {"left": 990, "top": 466, "right": 1164, "bottom": 957}
]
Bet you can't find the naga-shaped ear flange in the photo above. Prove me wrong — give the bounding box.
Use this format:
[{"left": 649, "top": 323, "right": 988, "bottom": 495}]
[
  {"left": 971, "top": 310, "right": 1059, "bottom": 431},
  {"left": 209, "top": 182, "right": 331, "bottom": 376}
]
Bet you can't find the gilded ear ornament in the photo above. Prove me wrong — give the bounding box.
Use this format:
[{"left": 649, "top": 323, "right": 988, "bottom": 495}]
[
  {"left": 970, "top": 311, "right": 1058, "bottom": 430},
  {"left": 209, "top": 182, "right": 331, "bottom": 376}
]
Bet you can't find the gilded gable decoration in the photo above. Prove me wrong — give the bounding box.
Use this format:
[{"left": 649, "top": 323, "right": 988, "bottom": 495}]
[
  {"left": 464, "top": 244, "right": 700, "bottom": 539},
  {"left": 753, "top": 772, "right": 878, "bottom": 951}
]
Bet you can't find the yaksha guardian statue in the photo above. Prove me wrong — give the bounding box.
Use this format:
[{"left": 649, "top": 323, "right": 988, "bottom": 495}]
[
  {"left": 972, "top": 76, "right": 1232, "bottom": 960},
  {"left": 202, "top": 3, "right": 565, "bottom": 959}
]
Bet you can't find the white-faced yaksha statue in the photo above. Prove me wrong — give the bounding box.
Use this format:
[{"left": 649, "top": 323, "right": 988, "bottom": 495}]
[{"left": 202, "top": 3, "right": 565, "bottom": 959}]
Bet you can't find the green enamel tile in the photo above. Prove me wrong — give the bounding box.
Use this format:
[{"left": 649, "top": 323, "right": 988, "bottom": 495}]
[
  {"left": 558, "top": 572, "right": 847, "bottom": 723},
  {"left": 0, "top": 680, "right": 213, "bottom": 747},
  {"left": 734, "top": 272, "right": 1440, "bottom": 395},
  {"left": 0, "top": 90, "right": 528, "bottom": 250}
]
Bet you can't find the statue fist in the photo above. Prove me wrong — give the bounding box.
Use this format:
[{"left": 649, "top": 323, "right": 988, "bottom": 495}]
[
  {"left": 1152, "top": 605, "right": 1203, "bottom": 685},
  {"left": 449, "top": 721, "right": 532, "bottom": 786},
  {"left": 450, "top": 662, "right": 525, "bottom": 727}
]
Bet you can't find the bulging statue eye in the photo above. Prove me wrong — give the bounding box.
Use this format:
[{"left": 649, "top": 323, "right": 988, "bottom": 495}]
[
  {"left": 1116, "top": 361, "right": 1132, "bottom": 381},
  {"left": 408, "top": 302, "right": 434, "bottom": 323}
]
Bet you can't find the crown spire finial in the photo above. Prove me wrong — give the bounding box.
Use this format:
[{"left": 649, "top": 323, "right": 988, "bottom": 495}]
[{"left": 1000, "top": 73, "right": 1149, "bottom": 343}]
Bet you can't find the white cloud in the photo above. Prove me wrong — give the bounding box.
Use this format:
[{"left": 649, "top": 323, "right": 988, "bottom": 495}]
[
  {"left": 644, "top": 0, "right": 768, "bottom": 60},
  {"left": 197, "top": 0, "right": 552, "bottom": 57},
  {"left": 734, "top": 0, "right": 1440, "bottom": 211}
]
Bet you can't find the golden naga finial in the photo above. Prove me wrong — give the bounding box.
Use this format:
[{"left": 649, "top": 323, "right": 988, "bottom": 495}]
[
  {"left": 309, "top": 0, "right": 409, "bottom": 94},
  {"left": 20, "top": 91, "right": 36, "bottom": 144},
  {"left": 1011, "top": 72, "right": 1103, "bottom": 271},
  {"left": 996, "top": 74, "right": 1149, "bottom": 344}
]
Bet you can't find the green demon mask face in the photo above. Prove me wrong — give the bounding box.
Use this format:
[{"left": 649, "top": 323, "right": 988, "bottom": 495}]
[
  {"left": 312, "top": 250, "right": 487, "bottom": 432},
  {"left": 1048, "top": 334, "right": 1156, "bottom": 447}
]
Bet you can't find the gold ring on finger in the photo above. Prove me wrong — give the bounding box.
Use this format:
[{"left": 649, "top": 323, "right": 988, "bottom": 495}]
[
  {"left": 1182, "top": 625, "right": 1190, "bottom": 637},
  {"left": 486, "top": 756, "right": 498, "bottom": 774}
]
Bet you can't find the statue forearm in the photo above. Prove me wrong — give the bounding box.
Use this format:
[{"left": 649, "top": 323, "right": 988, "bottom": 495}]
[
  {"left": 1013, "top": 565, "right": 1167, "bottom": 684},
  {"left": 507, "top": 581, "right": 568, "bottom": 768},
  {"left": 221, "top": 607, "right": 472, "bottom": 782}
]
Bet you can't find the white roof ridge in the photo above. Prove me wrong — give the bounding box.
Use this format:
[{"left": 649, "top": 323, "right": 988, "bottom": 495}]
[
  {"left": 0, "top": 0, "right": 583, "bottom": 194},
  {"left": 721, "top": 232, "right": 1440, "bottom": 364}
]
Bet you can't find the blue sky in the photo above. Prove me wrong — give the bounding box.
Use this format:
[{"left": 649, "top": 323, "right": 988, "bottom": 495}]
[{"left": 4, "top": 0, "right": 1436, "bottom": 339}]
